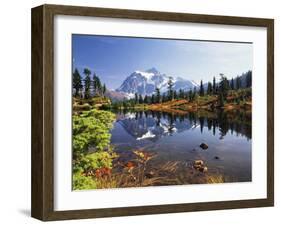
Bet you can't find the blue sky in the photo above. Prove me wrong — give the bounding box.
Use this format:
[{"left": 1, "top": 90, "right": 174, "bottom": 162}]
[{"left": 72, "top": 34, "right": 253, "bottom": 90}]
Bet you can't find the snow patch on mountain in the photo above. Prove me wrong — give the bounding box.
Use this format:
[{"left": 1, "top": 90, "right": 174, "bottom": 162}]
[
  {"left": 134, "top": 71, "right": 154, "bottom": 83},
  {"left": 136, "top": 130, "right": 156, "bottom": 140},
  {"left": 116, "top": 67, "right": 198, "bottom": 97}
]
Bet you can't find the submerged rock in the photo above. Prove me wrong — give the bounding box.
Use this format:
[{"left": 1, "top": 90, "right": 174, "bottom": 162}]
[
  {"left": 200, "top": 143, "right": 208, "bottom": 150},
  {"left": 193, "top": 160, "right": 207, "bottom": 173},
  {"left": 194, "top": 160, "right": 204, "bottom": 166},
  {"left": 199, "top": 166, "right": 208, "bottom": 173}
]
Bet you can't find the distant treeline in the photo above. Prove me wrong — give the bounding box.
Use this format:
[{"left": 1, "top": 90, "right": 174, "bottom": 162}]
[
  {"left": 115, "top": 71, "right": 252, "bottom": 108},
  {"left": 72, "top": 67, "right": 252, "bottom": 108},
  {"left": 72, "top": 68, "right": 107, "bottom": 98}
]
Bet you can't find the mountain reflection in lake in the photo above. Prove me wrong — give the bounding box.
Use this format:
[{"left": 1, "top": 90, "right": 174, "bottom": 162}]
[{"left": 110, "top": 109, "right": 252, "bottom": 184}]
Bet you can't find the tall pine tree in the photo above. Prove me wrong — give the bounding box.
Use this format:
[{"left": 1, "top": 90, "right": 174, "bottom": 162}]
[
  {"left": 167, "top": 77, "right": 174, "bottom": 100},
  {"left": 213, "top": 77, "right": 216, "bottom": 94},
  {"left": 93, "top": 74, "right": 102, "bottom": 96},
  {"left": 139, "top": 94, "right": 143, "bottom": 104},
  {"left": 155, "top": 88, "right": 161, "bottom": 103},
  {"left": 246, "top": 70, "right": 252, "bottom": 87},
  {"left": 219, "top": 73, "right": 229, "bottom": 100},
  {"left": 179, "top": 89, "right": 185, "bottom": 99},
  {"left": 188, "top": 89, "right": 193, "bottom": 101},
  {"left": 207, "top": 82, "right": 212, "bottom": 95},
  {"left": 230, "top": 78, "right": 235, "bottom": 90},
  {"left": 134, "top": 93, "right": 139, "bottom": 104},
  {"left": 102, "top": 83, "right": 106, "bottom": 96},
  {"left": 236, "top": 75, "right": 241, "bottom": 90},
  {"left": 199, "top": 80, "right": 204, "bottom": 96},
  {"left": 83, "top": 68, "right": 91, "bottom": 99},
  {"left": 72, "top": 68, "right": 82, "bottom": 97}
]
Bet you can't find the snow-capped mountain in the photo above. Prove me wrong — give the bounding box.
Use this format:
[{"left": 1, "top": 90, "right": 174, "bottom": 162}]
[{"left": 116, "top": 67, "right": 198, "bottom": 97}]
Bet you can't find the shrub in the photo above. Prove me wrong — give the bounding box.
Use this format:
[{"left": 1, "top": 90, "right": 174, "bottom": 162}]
[
  {"left": 73, "top": 109, "right": 116, "bottom": 154},
  {"left": 73, "top": 169, "right": 97, "bottom": 190},
  {"left": 72, "top": 109, "right": 117, "bottom": 190}
]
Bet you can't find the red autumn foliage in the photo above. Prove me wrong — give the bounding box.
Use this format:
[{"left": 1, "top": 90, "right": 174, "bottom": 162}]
[
  {"left": 125, "top": 161, "right": 135, "bottom": 169},
  {"left": 95, "top": 167, "right": 112, "bottom": 178}
]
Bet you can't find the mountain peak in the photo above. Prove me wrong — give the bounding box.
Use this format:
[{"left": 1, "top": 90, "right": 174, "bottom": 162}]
[
  {"left": 116, "top": 69, "right": 198, "bottom": 97},
  {"left": 145, "top": 67, "right": 160, "bottom": 74}
]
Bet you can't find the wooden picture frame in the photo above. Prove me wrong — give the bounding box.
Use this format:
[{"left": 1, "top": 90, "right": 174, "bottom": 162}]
[{"left": 31, "top": 4, "right": 274, "bottom": 221}]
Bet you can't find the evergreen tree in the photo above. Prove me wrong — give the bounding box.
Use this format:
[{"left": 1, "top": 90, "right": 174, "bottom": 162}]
[
  {"left": 151, "top": 94, "right": 155, "bottom": 104},
  {"left": 179, "top": 89, "right": 185, "bottom": 99},
  {"left": 246, "top": 70, "right": 252, "bottom": 87},
  {"left": 173, "top": 90, "right": 178, "bottom": 100},
  {"left": 155, "top": 88, "right": 161, "bottom": 103},
  {"left": 83, "top": 68, "right": 91, "bottom": 99},
  {"left": 96, "top": 76, "right": 102, "bottom": 93},
  {"left": 193, "top": 87, "right": 198, "bottom": 101},
  {"left": 167, "top": 77, "right": 174, "bottom": 100},
  {"left": 236, "top": 75, "right": 241, "bottom": 90},
  {"left": 139, "top": 94, "right": 143, "bottom": 104},
  {"left": 213, "top": 77, "right": 216, "bottom": 94},
  {"left": 135, "top": 93, "right": 139, "bottom": 104},
  {"left": 199, "top": 80, "right": 204, "bottom": 96},
  {"left": 207, "top": 82, "right": 212, "bottom": 95},
  {"left": 219, "top": 73, "right": 229, "bottom": 100},
  {"left": 144, "top": 95, "right": 148, "bottom": 104},
  {"left": 188, "top": 89, "right": 193, "bottom": 101},
  {"left": 72, "top": 68, "right": 82, "bottom": 97},
  {"left": 92, "top": 73, "right": 98, "bottom": 95},
  {"left": 92, "top": 73, "right": 102, "bottom": 96},
  {"left": 102, "top": 83, "right": 106, "bottom": 96},
  {"left": 230, "top": 78, "right": 235, "bottom": 90},
  {"left": 146, "top": 95, "right": 151, "bottom": 104}
]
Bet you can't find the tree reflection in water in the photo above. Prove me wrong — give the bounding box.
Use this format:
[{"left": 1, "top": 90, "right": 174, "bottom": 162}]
[{"left": 114, "top": 109, "right": 251, "bottom": 141}]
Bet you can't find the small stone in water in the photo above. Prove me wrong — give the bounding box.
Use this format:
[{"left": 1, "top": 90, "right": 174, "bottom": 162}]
[
  {"left": 200, "top": 143, "right": 208, "bottom": 150},
  {"left": 194, "top": 160, "right": 204, "bottom": 165},
  {"left": 214, "top": 156, "right": 220, "bottom": 160},
  {"left": 199, "top": 166, "right": 208, "bottom": 173}
]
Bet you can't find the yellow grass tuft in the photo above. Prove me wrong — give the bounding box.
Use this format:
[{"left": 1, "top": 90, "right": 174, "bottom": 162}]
[{"left": 206, "top": 174, "right": 224, "bottom": 183}]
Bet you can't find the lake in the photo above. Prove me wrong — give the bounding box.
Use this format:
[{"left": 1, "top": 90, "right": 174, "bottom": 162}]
[{"left": 110, "top": 109, "right": 252, "bottom": 185}]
